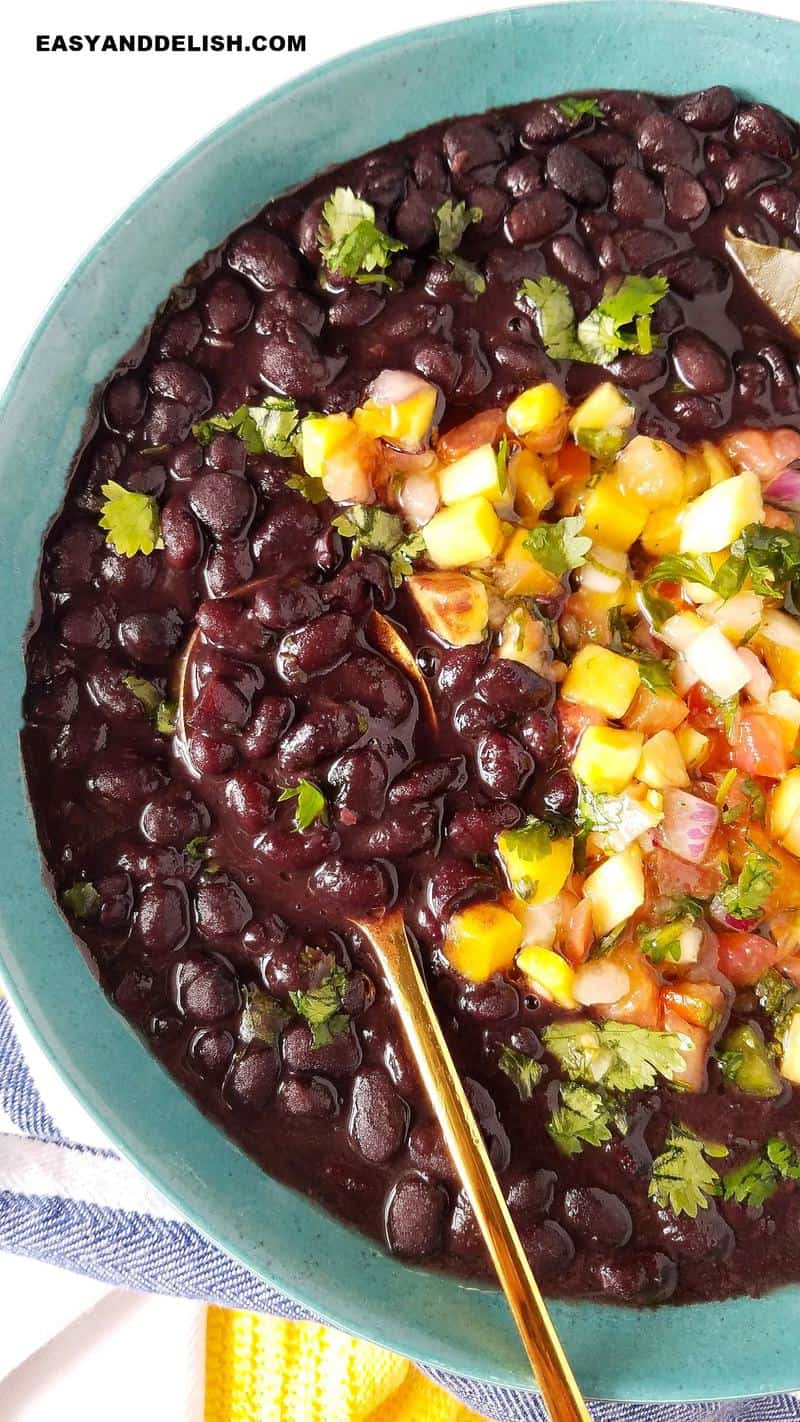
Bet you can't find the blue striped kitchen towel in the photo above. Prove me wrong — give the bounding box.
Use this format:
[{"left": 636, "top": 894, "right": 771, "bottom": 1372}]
[{"left": 0, "top": 991, "right": 797, "bottom": 1422}]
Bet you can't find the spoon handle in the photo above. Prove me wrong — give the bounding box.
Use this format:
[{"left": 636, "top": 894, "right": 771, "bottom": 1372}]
[{"left": 356, "top": 912, "right": 590, "bottom": 1422}]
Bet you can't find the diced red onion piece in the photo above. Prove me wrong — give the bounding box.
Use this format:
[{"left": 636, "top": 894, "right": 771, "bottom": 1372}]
[
  {"left": 573, "top": 961, "right": 630, "bottom": 1007},
  {"left": 738, "top": 646, "right": 772, "bottom": 704},
  {"left": 765, "top": 465, "right": 800, "bottom": 510},
  {"left": 367, "top": 369, "right": 433, "bottom": 408},
  {"left": 657, "top": 789, "right": 719, "bottom": 864}
]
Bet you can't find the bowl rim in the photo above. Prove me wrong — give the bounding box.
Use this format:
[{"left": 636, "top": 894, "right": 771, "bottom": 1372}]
[{"left": 4, "top": 1, "right": 800, "bottom": 1403}]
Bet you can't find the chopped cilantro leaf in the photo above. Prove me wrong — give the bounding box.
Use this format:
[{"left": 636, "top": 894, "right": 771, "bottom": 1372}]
[
  {"left": 636, "top": 656, "right": 673, "bottom": 693},
  {"left": 286, "top": 470, "right": 329, "bottom": 504},
  {"left": 547, "top": 1082, "right": 617, "bottom": 1156},
  {"left": 62, "top": 881, "right": 100, "bottom": 919},
  {"left": 518, "top": 276, "right": 582, "bottom": 361},
  {"left": 239, "top": 985, "right": 288, "bottom": 1047},
  {"left": 637, "top": 919, "right": 687, "bottom": 965},
  {"left": 278, "top": 780, "right": 328, "bottom": 833},
  {"left": 722, "top": 1137, "right": 800, "bottom": 1207},
  {"left": 524, "top": 515, "right": 592, "bottom": 576},
  {"left": 192, "top": 396, "right": 301, "bottom": 458},
  {"left": 713, "top": 847, "right": 777, "bottom": 923},
  {"left": 496, "top": 435, "right": 509, "bottom": 494},
  {"left": 638, "top": 581, "right": 676, "bottom": 632},
  {"left": 122, "top": 675, "right": 176, "bottom": 735},
  {"left": 559, "top": 96, "right": 604, "bottom": 122},
  {"left": 723, "top": 523, "right": 800, "bottom": 600},
  {"left": 318, "top": 187, "right": 406, "bottom": 284},
  {"left": 575, "top": 426, "right": 628, "bottom": 460},
  {"left": 498, "top": 1045, "right": 544, "bottom": 1101},
  {"left": 331, "top": 504, "right": 422, "bottom": 586},
  {"left": 644, "top": 552, "right": 717, "bottom": 591},
  {"left": 99, "top": 481, "right": 162, "bottom": 558},
  {"left": 289, "top": 963, "right": 350, "bottom": 1047},
  {"left": 756, "top": 968, "right": 800, "bottom": 1027},
  {"left": 649, "top": 1125, "right": 727, "bottom": 1218},
  {"left": 543, "top": 1019, "right": 688, "bottom": 1093},
  {"left": 433, "top": 201, "right": 486, "bottom": 295},
  {"left": 184, "top": 836, "right": 210, "bottom": 862}
]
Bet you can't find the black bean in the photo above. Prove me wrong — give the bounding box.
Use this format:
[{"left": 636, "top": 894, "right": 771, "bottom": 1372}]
[
  {"left": 278, "top": 703, "right": 361, "bottom": 772},
  {"left": 258, "top": 318, "right": 329, "bottom": 400},
  {"left": 118, "top": 609, "right": 184, "bottom": 665},
  {"left": 654, "top": 1203, "right": 735, "bottom": 1263},
  {"left": 659, "top": 390, "right": 724, "bottom": 435},
  {"left": 348, "top": 1069, "right": 408, "bottom": 1163},
  {"left": 517, "top": 707, "right": 559, "bottom": 762},
  {"left": 149, "top": 360, "right": 211, "bottom": 418},
  {"left": 202, "top": 277, "right": 253, "bottom": 335},
  {"left": 576, "top": 132, "right": 638, "bottom": 169},
  {"left": 48, "top": 522, "right": 104, "bottom": 592},
  {"left": 329, "top": 748, "right": 389, "bottom": 819},
  {"left": 388, "top": 757, "right": 465, "bottom": 805},
  {"left": 327, "top": 286, "right": 386, "bottom": 329},
  {"left": 89, "top": 753, "right": 166, "bottom": 809},
  {"left": 443, "top": 118, "right": 511, "bottom": 177},
  {"left": 476, "top": 730, "right": 533, "bottom": 798},
  {"left": 385, "top": 1173, "right": 448, "bottom": 1258},
  {"left": 563, "top": 1187, "right": 633, "bottom": 1248},
  {"left": 105, "top": 375, "right": 147, "bottom": 432},
  {"left": 500, "top": 155, "right": 543, "bottom": 198},
  {"left": 588, "top": 1251, "right": 678, "bottom": 1304},
  {"left": 394, "top": 187, "right": 441, "bottom": 249},
  {"left": 158, "top": 308, "right": 203, "bottom": 359},
  {"left": 445, "top": 800, "right": 520, "bottom": 857},
  {"left": 548, "top": 234, "right": 598, "bottom": 286},
  {"left": 60, "top": 602, "right": 111, "bottom": 650},
  {"left": 223, "top": 1045, "right": 279, "bottom": 1112},
  {"left": 732, "top": 102, "right": 797, "bottom": 161},
  {"left": 310, "top": 856, "right": 393, "bottom": 915},
  {"left": 413, "top": 343, "right": 462, "bottom": 396},
  {"left": 279, "top": 1075, "right": 338, "bottom": 1118},
  {"left": 457, "top": 976, "right": 518, "bottom": 1022},
  {"left": 141, "top": 786, "right": 211, "bottom": 847},
  {"left": 224, "top": 770, "right": 273, "bottom": 830},
  {"left": 277, "top": 612, "right": 356, "bottom": 682},
  {"left": 352, "top": 804, "right": 438, "bottom": 859},
  {"left": 756, "top": 183, "right": 800, "bottom": 233},
  {"left": 189, "top": 1028, "right": 235, "bottom": 1081},
  {"left": 637, "top": 112, "right": 697, "bottom": 171},
  {"left": 255, "top": 287, "right": 325, "bottom": 336},
  {"left": 281, "top": 1020, "right": 362, "bottom": 1077},
  {"left": 161, "top": 495, "right": 202, "bottom": 569},
  {"left": 520, "top": 1221, "right": 575, "bottom": 1278},
  {"left": 673, "top": 85, "right": 736, "bottom": 130},
  {"left": 656, "top": 253, "right": 729, "bottom": 297},
  {"left": 174, "top": 951, "right": 240, "bottom": 1024},
  {"left": 545, "top": 143, "right": 607, "bottom": 205},
  {"left": 252, "top": 577, "right": 323, "bottom": 631},
  {"left": 520, "top": 101, "right": 573, "bottom": 146},
  {"left": 505, "top": 192, "right": 570, "bottom": 245},
  {"left": 473, "top": 658, "right": 551, "bottom": 715},
  {"left": 255, "top": 824, "right": 338, "bottom": 870},
  {"left": 227, "top": 227, "right": 301, "bottom": 288},
  {"left": 723, "top": 152, "right": 784, "bottom": 197},
  {"left": 506, "top": 1171, "right": 557, "bottom": 1221},
  {"left": 617, "top": 228, "right": 677, "bottom": 268},
  {"left": 137, "top": 882, "right": 190, "bottom": 957},
  {"left": 427, "top": 859, "right": 495, "bottom": 918},
  {"left": 600, "top": 91, "right": 659, "bottom": 135},
  {"left": 437, "top": 643, "right": 489, "bottom": 698},
  {"left": 671, "top": 329, "right": 731, "bottom": 395},
  {"left": 662, "top": 167, "right": 709, "bottom": 225},
  {"left": 195, "top": 875, "right": 253, "bottom": 939}
]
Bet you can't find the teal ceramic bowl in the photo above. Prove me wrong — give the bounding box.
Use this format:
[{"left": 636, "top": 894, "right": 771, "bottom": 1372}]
[{"left": 4, "top": 1, "right": 800, "bottom": 1401}]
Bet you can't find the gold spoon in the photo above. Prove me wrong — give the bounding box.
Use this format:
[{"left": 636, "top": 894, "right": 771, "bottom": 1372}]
[
  {"left": 174, "top": 601, "right": 586, "bottom": 1417},
  {"left": 173, "top": 582, "right": 437, "bottom": 746},
  {"left": 726, "top": 229, "right": 800, "bottom": 334},
  {"left": 355, "top": 908, "right": 589, "bottom": 1422}
]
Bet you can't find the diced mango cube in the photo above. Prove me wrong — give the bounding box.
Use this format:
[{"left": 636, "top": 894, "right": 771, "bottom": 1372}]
[
  {"left": 753, "top": 611, "right": 800, "bottom": 696},
  {"left": 768, "top": 690, "right": 800, "bottom": 754},
  {"left": 507, "top": 382, "right": 566, "bottom": 437},
  {"left": 615, "top": 436, "right": 685, "bottom": 509},
  {"left": 301, "top": 413, "right": 356, "bottom": 479},
  {"left": 582, "top": 475, "right": 648, "bottom": 551},
  {"left": 770, "top": 768, "right": 800, "bottom": 845},
  {"left": 443, "top": 901, "right": 523, "bottom": 982},
  {"left": 439, "top": 444, "right": 506, "bottom": 506},
  {"left": 676, "top": 723, "right": 710, "bottom": 768},
  {"left": 496, "top": 824, "right": 574, "bottom": 905},
  {"left": 622, "top": 685, "right": 688, "bottom": 736},
  {"left": 406, "top": 572, "right": 489, "bottom": 647},
  {"left": 493, "top": 526, "right": 560, "bottom": 598},
  {"left": 423, "top": 496, "right": 502, "bottom": 569},
  {"left": 583, "top": 845, "right": 646, "bottom": 937},
  {"left": 497, "top": 606, "right": 546, "bottom": 670},
  {"left": 516, "top": 945, "right": 577, "bottom": 1009},
  {"left": 562, "top": 644, "right": 641, "bottom": 719},
  {"left": 573, "top": 726, "right": 645, "bottom": 795},
  {"left": 569, "top": 382, "right": 635, "bottom": 448},
  {"left": 640, "top": 506, "right": 684, "bottom": 557},
  {"left": 510, "top": 448, "right": 553, "bottom": 520},
  {"left": 636, "top": 730, "right": 689, "bottom": 790},
  {"left": 679, "top": 471, "right": 763, "bottom": 554},
  {"left": 353, "top": 381, "right": 438, "bottom": 450}
]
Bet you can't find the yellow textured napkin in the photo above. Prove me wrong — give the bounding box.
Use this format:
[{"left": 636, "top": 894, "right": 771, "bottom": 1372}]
[{"left": 204, "top": 1308, "right": 485, "bottom": 1422}]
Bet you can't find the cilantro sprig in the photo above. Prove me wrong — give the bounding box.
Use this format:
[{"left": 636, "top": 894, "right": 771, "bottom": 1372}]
[
  {"left": 547, "top": 1082, "right": 625, "bottom": 1156},
  {"left": 99, "top": 481, "right": 162, "bottom": 558},
  {"left": 122, "top": 675, "right": 176, "bottom": 735},
  {"left": 433, "top": 200, "right": 486, "bottom": 295},
  {"left": 712, "top": 847, "right": 777, "bottom": 923},
  {"left": 524, "top": 515, "right": 592, "bottom": 576},
  {"left": 318, "top": 187, "right": 406, "bottom": 285},
  {"left": 62, "top": 881, "right": 100, "bottom": 920},
  {"left": 193, "top": 396, "right": 301, "bottom": 458},
  {"left": 543, "top": 1020, "right": 688, "bottom": 1094},
  {"left": 519, "top": 274, "right": 669, "bottom": 366},
  {"left": 331, "top": 505, "right": 424, "bottom": 585},
  {"left": 239, "top": 986, "right": 288, "bottom": 1047},
  {"left": 722, "top": 1138, "right": 800, "bottom": 1207},
  {"left": 289, "top": 962, "right": 350, "bottom": 1047},
  {"left": 559, "top": 96, "right": 604, "bottom": 122},
  {"left": 278, "top": 780, "right": 328, "bottom": 833},
  {"left": 498, "top": 1045, "right": 544, "bottom": 1101},
  {"left": 649, "top": 1125, "right": 728, "bottom": 1218}
]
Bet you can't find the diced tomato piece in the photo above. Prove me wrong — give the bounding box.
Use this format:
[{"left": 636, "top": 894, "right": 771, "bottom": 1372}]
[
  {"left": 623, "top": 685, "right": 688, "bottom": 736},
  {"left": 732, "top": 710, "right": 788, "bottom": 779},
  {"left": 663, "top": 1008, "right": 710, "bottom": 1092},
  {"left": 650, "top": 846, "right": 726, "bottom": 902},
  {"left": 662, "top": 980, "right": 726, "bottom": 1029},
  {"left": 722, "top": 429, "right": 778, "bottom": 479},
  {"left": 557, "top": 441, "right": 591, "bottom": 483},
  {"left": 770, "top": 428, "right": 800, "bottom": 468},
  {"left": 556, "top": 699, "right": 604, "bottom": 759},
  {"left": 595, "top": 944, "right": 661, "bottom": 1029},
  {"left": 436, "top": 408, "right": 506, "bottom": 463},
  {"left": 563, "top": 897, "right": 594, "bottom": 966},
  {"left": 716, "top": 931, "right": 782, "bottom": 987},
  {"left": 764, "top": 506, "right": 796, "bottom": 531}
]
